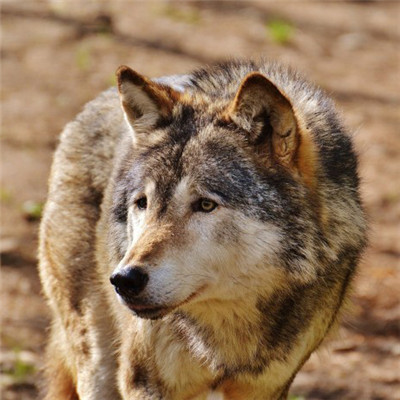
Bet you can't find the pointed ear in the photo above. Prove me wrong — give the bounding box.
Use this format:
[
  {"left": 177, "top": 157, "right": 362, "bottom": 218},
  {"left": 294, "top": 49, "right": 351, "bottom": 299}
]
[
  {"left": 116, "top": 65, "right": 180, "bottom": 132},
  {"left": 228, "top": 72, "right": 299, "bottom": 168}
]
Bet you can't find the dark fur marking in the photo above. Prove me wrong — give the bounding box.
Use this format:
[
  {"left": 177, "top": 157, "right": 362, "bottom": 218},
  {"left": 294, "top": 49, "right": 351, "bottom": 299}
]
[
  {"left": 132, "top": 364, "right": 149, "bottom": 388},
  {"left": 131, "top": 363, "right": 164, "bottom": 399},
  {"left": 112, "top": 187, "right": 128, "bottom": 223},
  {"left": 252, "top": 111, "right": 274, "bottom": 146},
  {"left": 257, "top": 285, "right": 314, "bottom": 361}
]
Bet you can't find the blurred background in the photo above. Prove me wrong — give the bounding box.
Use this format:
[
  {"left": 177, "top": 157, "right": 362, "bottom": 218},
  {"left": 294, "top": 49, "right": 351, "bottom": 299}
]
[{"left": 1, "top": 1, "right": 399, "bottom": 399}]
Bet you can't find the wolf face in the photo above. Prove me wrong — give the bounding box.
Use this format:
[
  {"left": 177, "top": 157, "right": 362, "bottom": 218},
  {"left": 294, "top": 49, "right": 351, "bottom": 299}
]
[{"left": 109, "top": 66, "right": 323, "bottom": 320}]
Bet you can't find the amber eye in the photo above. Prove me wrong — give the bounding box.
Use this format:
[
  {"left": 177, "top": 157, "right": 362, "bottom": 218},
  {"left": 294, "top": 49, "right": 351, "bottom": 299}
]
[
  {"left": 135, "top": 196, "right": 147, "bottom": 210},
  {"left": 196, "top": 198, "right": 218, "bottom": 213}
]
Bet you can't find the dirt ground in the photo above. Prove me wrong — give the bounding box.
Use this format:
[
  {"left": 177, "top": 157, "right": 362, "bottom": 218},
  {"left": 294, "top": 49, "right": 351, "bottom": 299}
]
[{"left": 1, "top": 1, "right": 399, "bottom": 399}]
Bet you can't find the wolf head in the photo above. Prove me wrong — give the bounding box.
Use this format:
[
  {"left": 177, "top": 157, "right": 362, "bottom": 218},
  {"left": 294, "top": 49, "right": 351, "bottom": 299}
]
[{"left": 109, "top": 65, "right": 321, "bottom": 319}]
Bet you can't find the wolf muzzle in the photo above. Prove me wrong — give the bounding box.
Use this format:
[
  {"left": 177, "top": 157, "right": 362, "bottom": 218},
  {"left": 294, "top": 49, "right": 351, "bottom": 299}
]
[{"left": 110, "top": 266, "right": 149, "bottom": 297}]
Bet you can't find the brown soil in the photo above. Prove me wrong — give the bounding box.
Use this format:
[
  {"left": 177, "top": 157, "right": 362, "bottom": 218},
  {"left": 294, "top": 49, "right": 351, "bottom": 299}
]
[{"left": 1, "top": 2, "right": 399, "bottom": 399}]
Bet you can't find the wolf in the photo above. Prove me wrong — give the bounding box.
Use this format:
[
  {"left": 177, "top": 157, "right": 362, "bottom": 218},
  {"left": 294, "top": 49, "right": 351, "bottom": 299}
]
[{"left": 39, "top": 59, "right": 367, "bottom": 400}]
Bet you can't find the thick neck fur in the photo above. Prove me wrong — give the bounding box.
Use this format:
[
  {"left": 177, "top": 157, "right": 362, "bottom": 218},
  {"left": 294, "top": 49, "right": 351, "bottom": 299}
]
[
  {"left": 167, "top": 297, "right": 262, "bottom": 374},
  {"left": 131, "top": 295, "right": 289, "bottom": 398},
  {"left": 125, "top": 293, "right": 308, "bottom": 400}
]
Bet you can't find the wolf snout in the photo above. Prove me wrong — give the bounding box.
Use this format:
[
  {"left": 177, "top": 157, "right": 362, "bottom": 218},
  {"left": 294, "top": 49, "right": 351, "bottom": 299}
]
[{"left": 110, "top": 266, "right": 149, "bottom": 297}]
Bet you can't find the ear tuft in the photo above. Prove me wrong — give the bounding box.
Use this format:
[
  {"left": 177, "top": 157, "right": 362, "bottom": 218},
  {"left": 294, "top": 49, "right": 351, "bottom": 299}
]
[
  {"left": 116, "top": 65, "right": 147, "bottom": 89},
  {"left": 116, "top": 65, "right": 179, "bottom": 131},
  {"left": 229, "top": 72, "right": 299, "bottom": 168}
]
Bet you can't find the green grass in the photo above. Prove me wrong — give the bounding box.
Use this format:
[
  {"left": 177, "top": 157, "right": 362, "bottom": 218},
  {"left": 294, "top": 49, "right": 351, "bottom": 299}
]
[
  {"left": 157, "top": 5, "right": 201, "bottom": 25},
  {"left": 13, "top": 358, "right": 36, "bottom": 381},
  {"left": 76, "top": 45, "right": 91, "bottom": 71},
  {"left": 0, "top": 187, "right": 13, "bottom": 203},
  {"left": 266, "top": 19, "right": 294, "bottom": 45},
  {"left": 22, "top": 200, "right": 43, "bottom": 221},
  {"left": 382, "top": 191, "right": 400, "bottom": 205},
  {"left": 107, "top": 73, "right": 117, "bottom": 87},
  {"left": 3, "top": 348, "right": 36, "bottom": 382}
]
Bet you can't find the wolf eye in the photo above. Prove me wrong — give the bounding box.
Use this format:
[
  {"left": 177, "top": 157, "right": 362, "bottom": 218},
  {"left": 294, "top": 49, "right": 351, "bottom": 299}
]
[
  {"left": 135, "top": 196, "right": 147, "bottom": 210},
  {"left": 195, "top": 198, "right": 218, "bottom": 213}
]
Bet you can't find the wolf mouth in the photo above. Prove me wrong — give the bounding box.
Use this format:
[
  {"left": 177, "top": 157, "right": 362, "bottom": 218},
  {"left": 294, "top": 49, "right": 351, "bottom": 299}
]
[
  {"left": 126, "top": 303, "right": 171, "bottom": 320},
  {"left": 123, "top": 284, "right": 208, "bottom": 320}
]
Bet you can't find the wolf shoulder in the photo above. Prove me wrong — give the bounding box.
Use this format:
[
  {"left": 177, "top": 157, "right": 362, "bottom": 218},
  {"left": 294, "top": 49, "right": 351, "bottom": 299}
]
[{"left": 49, "top": 88, "right": 126, "bottom": 198}]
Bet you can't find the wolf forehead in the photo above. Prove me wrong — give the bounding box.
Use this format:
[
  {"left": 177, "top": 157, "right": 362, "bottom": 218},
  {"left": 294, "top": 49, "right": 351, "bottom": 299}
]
[
  {"left": 111, "top": 60, "right": 340, "bottom": 226},
  {"left": 112, "top": 106, "right": 304, "bottom": 226}
]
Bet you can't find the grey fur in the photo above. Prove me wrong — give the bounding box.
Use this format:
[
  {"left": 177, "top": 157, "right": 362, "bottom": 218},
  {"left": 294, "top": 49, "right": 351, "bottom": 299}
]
[{"left": 39, "top": 59, "right": 367, "bottom": 400}]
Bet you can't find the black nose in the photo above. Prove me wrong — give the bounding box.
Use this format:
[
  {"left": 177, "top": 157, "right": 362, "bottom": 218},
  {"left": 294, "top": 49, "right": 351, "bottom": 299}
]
[{"left": 110, "top": 266, "right": 149, "bottom": 297}]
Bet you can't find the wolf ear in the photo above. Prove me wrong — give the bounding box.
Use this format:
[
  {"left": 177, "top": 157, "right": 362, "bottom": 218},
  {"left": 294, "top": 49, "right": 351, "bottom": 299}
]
[
  {"left": 116, "top": 65, "right": 179, "bottom": 133},
  {"left": 228, "top": 72, "right": 299, "bottom": 168}
]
